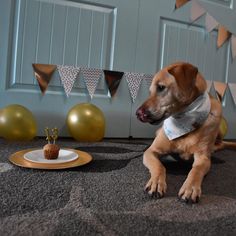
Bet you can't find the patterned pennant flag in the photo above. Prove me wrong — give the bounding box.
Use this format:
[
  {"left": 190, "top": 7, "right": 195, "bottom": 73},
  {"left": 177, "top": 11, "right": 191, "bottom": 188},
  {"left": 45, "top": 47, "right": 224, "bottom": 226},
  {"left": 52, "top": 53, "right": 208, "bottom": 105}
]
[
  {"left": 32, "top": 64, "right": 56, "bottom": 94},
  {"left": 125, "top": 72, "right": 144, "bottom": 103},
  {"left": 57, "top": 65, "right": 80, "bottom": 97},
  {"left": 205, "top": 13, "right": 218, "bottom": 32},
  {"left": 217, "top": 25, "right": 231, "bottom": 48},
  {"left": 190, "top": 0, "right": 206, "bottom": 22},
  {"left": 231, "top": 35, "right": 236, "bottom": 59},
  {"left": 103, "top": 70, "right": 124, "bottom": 97},
  {"left": 228, "top": 83, "right": 236, "bottom": 106},
  {"left": 175, "top": 0, "right": 190, "bottom": 9},
  {"left": 82, "top": 68, "right": 102, "bottom": 99},
  {"left": 206, "top": 80, "right": 212, "bottom": 92},
  {"left": 213, "top": 81, "right": 227, "bottom": 100},
  {"left": 144, "top": 74, "right": 154, "bottom": 89}
]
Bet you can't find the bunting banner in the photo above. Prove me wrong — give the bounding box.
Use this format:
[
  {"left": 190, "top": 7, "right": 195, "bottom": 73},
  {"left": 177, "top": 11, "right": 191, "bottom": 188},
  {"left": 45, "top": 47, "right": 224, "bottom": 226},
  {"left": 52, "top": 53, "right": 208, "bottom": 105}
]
[
  {"left": 125, "top": 72, "right": 144, "bottom": 103},
  {"left": 81, "top": 68, "right": 102, "bottom": 99},
  {"left": 32, "top": 64, "right": 236, "bottom": 106},
  {"left": 103, "top": 70, "right": 124, "bottom": 97},
  {"left": 176, "top": 0, "right": 236, "bottom": 59},
  {"left": 57, "top": 65, "right": 80, "bottom": 97},
  {"left": 205, "top": 13, "right": 218, "bottom": 33},
  {"left": 32, "top": 64, "right": 56, "bottom": 94},
  {"left": 190, "top": 0, "right": 206, "bottom": 22}
]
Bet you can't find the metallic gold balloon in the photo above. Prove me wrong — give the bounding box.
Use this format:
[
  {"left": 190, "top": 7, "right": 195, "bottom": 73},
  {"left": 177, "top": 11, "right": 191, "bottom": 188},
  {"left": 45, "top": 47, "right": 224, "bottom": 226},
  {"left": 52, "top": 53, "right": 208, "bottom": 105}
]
[
  {"left": 219, "top": 116, "right": 228, "bottom": 139},
  {"left": 0, "top": 104, "right": 37, "bottom": 141},
  {"left": 67, "top": 103, "right": 105, "bottom": 142}
]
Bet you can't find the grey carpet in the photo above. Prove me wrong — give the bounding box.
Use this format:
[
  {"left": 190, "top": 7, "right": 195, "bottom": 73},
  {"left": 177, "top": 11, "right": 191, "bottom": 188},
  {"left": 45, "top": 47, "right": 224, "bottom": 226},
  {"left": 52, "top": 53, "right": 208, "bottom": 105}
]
[{"left": 0, "top": 138, "right": 236, "bottom": 236}]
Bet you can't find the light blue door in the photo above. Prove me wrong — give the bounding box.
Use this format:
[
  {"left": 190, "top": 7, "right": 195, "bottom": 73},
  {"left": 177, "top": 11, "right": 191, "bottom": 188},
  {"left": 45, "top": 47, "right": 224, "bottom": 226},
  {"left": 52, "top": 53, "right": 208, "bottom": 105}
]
[{"left": 1, "top": 0, "right": 236, "bottom": 138}]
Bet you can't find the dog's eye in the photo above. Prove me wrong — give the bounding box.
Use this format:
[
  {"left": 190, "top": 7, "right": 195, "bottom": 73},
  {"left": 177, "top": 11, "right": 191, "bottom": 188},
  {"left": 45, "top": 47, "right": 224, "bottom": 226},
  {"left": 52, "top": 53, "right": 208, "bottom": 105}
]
[{"left": 157, "top": 84, "right": 166, "bottom": 92}]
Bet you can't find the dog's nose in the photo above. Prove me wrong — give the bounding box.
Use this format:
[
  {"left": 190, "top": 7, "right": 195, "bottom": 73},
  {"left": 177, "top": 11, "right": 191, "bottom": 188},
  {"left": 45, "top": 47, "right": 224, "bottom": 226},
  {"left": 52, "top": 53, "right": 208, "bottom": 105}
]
[{"left": 136, "top": 107, "right": 149, "bottom": 122}]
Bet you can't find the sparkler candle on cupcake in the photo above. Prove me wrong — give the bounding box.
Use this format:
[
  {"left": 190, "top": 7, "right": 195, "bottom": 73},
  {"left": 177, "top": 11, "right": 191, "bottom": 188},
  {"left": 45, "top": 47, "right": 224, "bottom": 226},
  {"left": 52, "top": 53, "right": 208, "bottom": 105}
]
[{"left": 43, "top": 127, "right": 60, "bottom": 159}]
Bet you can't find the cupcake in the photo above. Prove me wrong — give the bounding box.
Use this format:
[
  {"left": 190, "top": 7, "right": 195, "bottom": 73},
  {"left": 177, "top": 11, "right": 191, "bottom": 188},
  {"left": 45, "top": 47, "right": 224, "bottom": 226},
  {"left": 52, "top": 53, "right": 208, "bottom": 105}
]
[
  {"left": 44, "top": 127, "right": 60, "bottom": 159},
  {"left": 43, "top": 144, "right": 60, "bottom": 160}
]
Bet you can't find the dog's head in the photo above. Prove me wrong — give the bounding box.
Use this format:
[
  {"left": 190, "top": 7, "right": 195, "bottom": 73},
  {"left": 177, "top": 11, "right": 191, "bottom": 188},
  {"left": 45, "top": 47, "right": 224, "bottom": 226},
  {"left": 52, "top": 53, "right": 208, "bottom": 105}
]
[{"left": 136, "top": 62, "right": 207, "bottom": 125}]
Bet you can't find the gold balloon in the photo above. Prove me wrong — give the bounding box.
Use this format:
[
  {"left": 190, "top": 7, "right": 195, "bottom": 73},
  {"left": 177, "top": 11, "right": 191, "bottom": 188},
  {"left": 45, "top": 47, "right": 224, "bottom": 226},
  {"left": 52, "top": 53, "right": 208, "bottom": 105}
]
[
  {"left": 67, "top": 103, "right": 105, "bottom": 142},
  {"left": 219, "top": 116, "right": 228, "bottom": 139},
  {"left": 0, "top": 104, "right": 37, "bottom": 141}
]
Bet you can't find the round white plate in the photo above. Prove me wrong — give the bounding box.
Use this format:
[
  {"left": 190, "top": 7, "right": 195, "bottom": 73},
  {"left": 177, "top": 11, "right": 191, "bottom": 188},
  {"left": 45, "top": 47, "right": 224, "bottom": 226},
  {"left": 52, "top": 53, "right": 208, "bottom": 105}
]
[{"left": 24, "top": 149, "right": 79, "bottom": 164}]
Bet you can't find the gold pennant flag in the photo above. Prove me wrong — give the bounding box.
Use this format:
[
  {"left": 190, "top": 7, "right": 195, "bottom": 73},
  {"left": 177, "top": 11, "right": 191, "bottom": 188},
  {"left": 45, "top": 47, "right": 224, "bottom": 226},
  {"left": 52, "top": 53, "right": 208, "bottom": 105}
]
[
  {"left": 214, "top": 81, "right": 227, "bottom": 100},
  {"left": 103, "top": 70, "right": 124, "bottom": 97},
  {"left": 217, "top": 25, "right": 231, "bottom": 48},
  {"left": 32, "top": 64, "right": 56, "bottom": 94},
  {"left": 175, "top": 0, "right": 190, "bottom": 9}
]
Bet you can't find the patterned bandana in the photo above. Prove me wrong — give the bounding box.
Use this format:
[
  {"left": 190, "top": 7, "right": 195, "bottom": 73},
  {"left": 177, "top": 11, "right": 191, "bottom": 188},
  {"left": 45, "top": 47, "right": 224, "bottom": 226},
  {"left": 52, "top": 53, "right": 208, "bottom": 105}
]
[{"left": 163, "top": 92, "right": 211, "bottom": 140}]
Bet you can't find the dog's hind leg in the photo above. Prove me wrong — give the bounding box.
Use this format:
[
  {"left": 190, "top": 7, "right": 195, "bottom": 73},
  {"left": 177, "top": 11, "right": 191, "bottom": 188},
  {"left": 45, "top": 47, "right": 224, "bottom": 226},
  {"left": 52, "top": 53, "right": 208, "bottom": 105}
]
[{"left": 214, "top": 140, "right": 236, "bottom": 151}]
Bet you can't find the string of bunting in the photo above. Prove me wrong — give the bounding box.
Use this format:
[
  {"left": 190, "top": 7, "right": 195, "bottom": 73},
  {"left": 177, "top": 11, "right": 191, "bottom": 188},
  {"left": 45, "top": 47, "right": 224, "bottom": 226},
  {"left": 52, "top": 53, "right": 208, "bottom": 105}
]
[
  {"left": 32, "top": 63, "right": 154, "bottom": 102},
  {"left": 32, "top": 63, "right": 236, "bottom": 105},
  {"left": 175, "top": 0, "right": 236, "bottom": 58}
]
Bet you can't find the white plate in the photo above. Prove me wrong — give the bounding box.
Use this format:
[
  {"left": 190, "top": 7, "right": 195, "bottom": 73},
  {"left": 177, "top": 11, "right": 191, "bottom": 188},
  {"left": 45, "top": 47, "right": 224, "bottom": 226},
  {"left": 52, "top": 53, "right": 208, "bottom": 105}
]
[{"left": 24, "top": 149, "right": 79, "bottom": 164}]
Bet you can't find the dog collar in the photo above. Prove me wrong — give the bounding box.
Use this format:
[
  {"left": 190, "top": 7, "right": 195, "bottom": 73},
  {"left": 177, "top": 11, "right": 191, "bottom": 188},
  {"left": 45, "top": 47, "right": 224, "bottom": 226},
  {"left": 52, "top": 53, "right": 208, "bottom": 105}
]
[{"left": 163, "top": 92, "right": 211, "bottom": 140}]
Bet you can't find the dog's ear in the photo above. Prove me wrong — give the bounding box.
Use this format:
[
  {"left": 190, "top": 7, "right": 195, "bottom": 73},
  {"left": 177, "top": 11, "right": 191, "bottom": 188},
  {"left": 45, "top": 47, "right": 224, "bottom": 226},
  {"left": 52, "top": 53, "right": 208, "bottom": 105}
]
[{"left": 168, "top": 63, "right": 198, "bottom": 91}]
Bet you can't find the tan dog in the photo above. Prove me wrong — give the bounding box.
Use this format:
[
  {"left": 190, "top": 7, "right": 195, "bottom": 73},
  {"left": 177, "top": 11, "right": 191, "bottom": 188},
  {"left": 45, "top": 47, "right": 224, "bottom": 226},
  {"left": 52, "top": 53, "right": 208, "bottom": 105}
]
[{"left": 136, "top": 62, "right": 236, "bottom": 203}]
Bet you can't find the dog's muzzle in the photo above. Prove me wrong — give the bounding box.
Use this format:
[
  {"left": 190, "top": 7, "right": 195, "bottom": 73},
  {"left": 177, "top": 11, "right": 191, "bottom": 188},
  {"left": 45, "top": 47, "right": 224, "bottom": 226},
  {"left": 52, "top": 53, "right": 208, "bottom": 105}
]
[{"left": 136, "top": 107, "right": 164, "bottom": 125}]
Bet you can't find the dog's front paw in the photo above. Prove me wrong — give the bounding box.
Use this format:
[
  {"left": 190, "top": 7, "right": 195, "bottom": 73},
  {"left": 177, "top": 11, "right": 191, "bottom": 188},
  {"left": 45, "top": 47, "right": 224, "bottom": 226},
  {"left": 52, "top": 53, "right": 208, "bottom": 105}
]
[
  {"left": 178, "top": 181, "right": 201, "bottom": 203},
  {"left": 144, "top": 176, "right": 167, "bottom": 198}
]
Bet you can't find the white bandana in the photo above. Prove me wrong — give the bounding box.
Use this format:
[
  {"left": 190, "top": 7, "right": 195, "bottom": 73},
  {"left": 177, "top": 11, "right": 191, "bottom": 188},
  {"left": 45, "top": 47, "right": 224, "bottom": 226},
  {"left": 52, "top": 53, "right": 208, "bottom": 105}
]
[{"left": 163, "top": 92, "right": 211, "bottom": 140}]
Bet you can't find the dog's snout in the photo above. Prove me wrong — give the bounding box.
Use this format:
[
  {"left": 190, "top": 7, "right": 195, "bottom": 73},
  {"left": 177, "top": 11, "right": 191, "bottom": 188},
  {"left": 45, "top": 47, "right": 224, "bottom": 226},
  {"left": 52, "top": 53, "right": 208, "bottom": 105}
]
[{"left": 136, "top": 107, "right": 150, "bottom": 122}]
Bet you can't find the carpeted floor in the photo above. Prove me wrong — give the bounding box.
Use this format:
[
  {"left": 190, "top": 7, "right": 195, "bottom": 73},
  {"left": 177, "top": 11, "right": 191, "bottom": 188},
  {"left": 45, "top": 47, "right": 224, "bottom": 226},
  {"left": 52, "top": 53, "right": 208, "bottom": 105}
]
[{"left": 0, "top": 137, "right": 236, "bottom": 236}]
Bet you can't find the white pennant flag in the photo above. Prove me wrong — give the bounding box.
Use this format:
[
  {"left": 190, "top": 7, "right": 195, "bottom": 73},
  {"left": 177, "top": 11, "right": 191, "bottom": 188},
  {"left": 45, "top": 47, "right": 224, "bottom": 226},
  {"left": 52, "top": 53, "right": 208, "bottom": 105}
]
[
  {"left": 231, "top": 35, "right": 236, "bottom": 59},
  {"left": 206, "top": 80, "right": 212, "bottom": 92},
  {"left": 144, "top": 74, "right": 154, "bottom": 89},
  {"left": 125, "top": 72, "right": 144, "bottom": 103},
  {"left": 205, "top": 13, "right": 218, "bottom": 32},
  {"left": 82, "top": 68, "right": 102, "bottom": 99},
  {"left": 57, "top": 65, "right": 80, "bottom": 97},
  {"left": 191, "top": 0, "right": 206, "bottom": 22},
  {"left": 228, "top": 83, "right": 236, "bottom": 106}
]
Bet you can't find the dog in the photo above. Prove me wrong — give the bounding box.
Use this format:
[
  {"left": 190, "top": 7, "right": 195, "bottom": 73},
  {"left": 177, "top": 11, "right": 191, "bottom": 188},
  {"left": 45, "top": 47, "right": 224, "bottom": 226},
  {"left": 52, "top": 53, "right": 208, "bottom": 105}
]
[{"left": 136, "top": 61, "right": 236, "bottom": 203}]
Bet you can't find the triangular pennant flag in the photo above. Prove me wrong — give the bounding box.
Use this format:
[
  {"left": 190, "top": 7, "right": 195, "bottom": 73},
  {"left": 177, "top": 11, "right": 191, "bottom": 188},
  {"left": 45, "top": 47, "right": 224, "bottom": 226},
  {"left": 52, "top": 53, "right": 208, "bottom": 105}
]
[
  {"left": 209, "top": 83, "right": 218, "bottom": 99},
  {"left": 228, "top": 83, "right": 236, "bottom": 106},
  {"left": 125, "top": 72, "right": 144, "bottom": 103},
  {"left": 206, "top": 80, "right": 212, "bottom": 92},
  {"left": 231, "top": 35, "right": 236, "bottom": 59},
  {"left": 175, "top": 0, "right": 190, "bottom": 9},
  {"left": 205, "top": 13, "right": 218, "bottom": 32},
  {"left": 32, "top": 64, "right": 56, "bottom": 94},
  {"left": 103, "top": 70, "right": 124, "bottom": 97},
  {"left": 82, "top": 68, "right": 102, "bottom": 99},
  {"left": 217, "top": 25, "right": 231, "bottom": 48},
  {"left": 144, "top": 74, "right": 154, "bottom": 89},
  {"left": 213, "top": 81, "right": 227, "bottom": 100},
  {"left": 190, "top": 0, "right": 206, "bottom": 22},
  {"left": 57, "top": 65, "right": 80, "bottom": 97}
]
